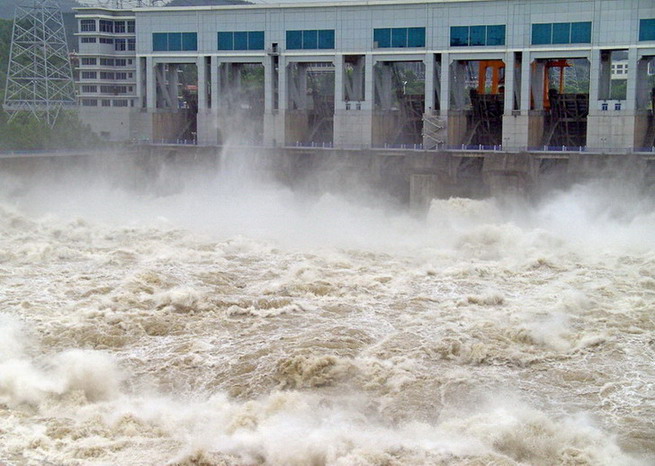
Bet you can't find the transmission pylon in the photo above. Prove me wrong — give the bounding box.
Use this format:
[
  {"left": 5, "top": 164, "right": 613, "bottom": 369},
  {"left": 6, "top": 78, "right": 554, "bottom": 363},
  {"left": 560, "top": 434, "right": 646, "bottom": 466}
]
[{"left": 3, "top": 0, "right": 76, "bottom": 126}]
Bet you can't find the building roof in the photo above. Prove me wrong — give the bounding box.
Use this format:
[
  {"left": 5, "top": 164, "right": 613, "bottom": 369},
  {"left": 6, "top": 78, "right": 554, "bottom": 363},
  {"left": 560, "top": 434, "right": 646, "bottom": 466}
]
[{"left": 134, "top": 0, "right": 494, "bottom": 13}]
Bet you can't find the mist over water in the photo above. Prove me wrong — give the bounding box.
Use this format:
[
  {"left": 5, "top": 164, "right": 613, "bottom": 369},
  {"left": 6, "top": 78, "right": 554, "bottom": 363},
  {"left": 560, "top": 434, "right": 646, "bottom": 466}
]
[{"left": 0, "top": 151, "right": 654, "bottom": 465}]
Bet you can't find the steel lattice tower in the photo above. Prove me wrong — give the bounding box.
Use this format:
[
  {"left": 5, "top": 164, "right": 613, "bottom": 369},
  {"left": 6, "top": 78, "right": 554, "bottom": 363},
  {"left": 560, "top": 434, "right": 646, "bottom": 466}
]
[{"left": 3, "top": 0, "right": 76, "bottom": 126}]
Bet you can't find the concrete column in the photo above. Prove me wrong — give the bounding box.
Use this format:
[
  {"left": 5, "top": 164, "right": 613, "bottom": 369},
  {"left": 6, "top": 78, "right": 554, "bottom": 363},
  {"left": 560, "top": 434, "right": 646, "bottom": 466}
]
[
  {"left": 298, "top": 63, "right": 308, "bottom": 109},
  {"left": 197, "top": 56, "right": 207, "bottom": 111},
  {"left": 503, "top": 51, "right": 515, "bottom": 113},
  {"left": 278, "top": 57, "right": 288, "bottom": 110},
  {"left": 624, "top": 47, "right": 638, "bottom": 111},
  {"left": 451, "top": 61, "right": 467, "bottom": 110},
  {"left": 376, "top": 63, "right": 393, "bottom": 110},
  {"left": 440, "top": 53, "right": 450, "bottom": 114},
  {"left": 264, "top": 57, "right": 275, "bottom": 112},
  {"left": 588, "top": 50, "right": 600, "bottom": 102},
  {"left": 135, "top": 57, "right": 143, "bottom": 108},
  {"left": 211, "top": 56, "right": 219, "bottom": 112},
  {"left": 334, "top": 54, "right": 345, "bottom": 110},
  {"left": 146, "top": 56, "right": 155, "bottom": 110},
  {"left": 424, "top": 52, "right": 435, "bottom": 113},
  {"left": 168, "top": 65, "right": 178, "bottom": 108},
  {"left": 531, "top": 61, "right": 545, "bottom": 110},
  {"left": 636, "top": 56, "right": 652, "bottom": 110},
  {"left": 352, "top": 57, "right": 364, "bottom": 101},
  {"left": 520, "top": 53, "right": 531, "bottom": 111},
  {"left": 363, "top": 54, "right": 374, "bottom": 110}
]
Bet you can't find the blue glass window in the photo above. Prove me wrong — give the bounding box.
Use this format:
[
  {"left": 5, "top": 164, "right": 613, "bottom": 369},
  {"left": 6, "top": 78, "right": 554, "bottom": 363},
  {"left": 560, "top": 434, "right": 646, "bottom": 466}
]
[
  {"left": 218, "top": 31, "right": 264, "bottom": 51},
  {"left": 153, "top": 33, "right": 167, "bottom": 51},
  {"left": 375, "top": 27, "right": 425, "bottom": 48},
  {"left": 182, "top": 33, "right": 197, "bottom": 51},
  {"left": 374, "top": 28, "right": 391, "bottom": 48},
  {"left": 152, "top": 32, "right": 197, "bottom": 52},
  {"left": 303, "top": 30, "right": 318, "bottom": 49},
  {"left": 450, "top": 26, "right": 469, "bottom": 46},
  {"left": 287, "top": 29, "right": 334, "bottom": 50},
  {"left": 234, "top": 31, "right": 248, "bottom": 50},
  {"left": 391, "top": 28, "right": 407, "bottom": 47},
  {"left": 168, "top": 33, "right": 182, "bottom": 51},
  {"left": 407, "top": 28, "right": 425, "bottom": 47},
  {"left": 532, "top": 24, "right": 552, "bottom": 45},
  {"left": 318, "top": 29, "right": 334, "bottom": 49},
  {"left": 487, "top": 25, "right": 505, "bottom": 46},
  {"left": 640, "top": 18, "right": 655, "bottom": 41},
  {"left": 248, "top": 31, "right": 265, "bottom": 50},
  {"left": 571, "top": 22, "right": 591, "bottom": 43},
  {"left": 552, "top": 23, "right": 570, "bottom": 44},
  {"left": 532, "top": 22, "right": 591, "bottom": 45},
  {"left": 470, "top": 26, "right": 485, "bottom": 46},
  {"left": 287, "top": 30, "right": 302, "bottom": 49},
  {"left": 218, "top": 32, "right": 233, "bottom": 50},
  {"left": 451, "top": 25, "right": 504, "bottom": 47}
]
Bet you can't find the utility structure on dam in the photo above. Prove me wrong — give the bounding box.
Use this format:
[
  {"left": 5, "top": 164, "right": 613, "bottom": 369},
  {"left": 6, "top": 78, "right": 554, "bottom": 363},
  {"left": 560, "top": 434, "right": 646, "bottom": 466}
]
[{"left": 73, "top": 0, "right": 655, "bottom": 152}]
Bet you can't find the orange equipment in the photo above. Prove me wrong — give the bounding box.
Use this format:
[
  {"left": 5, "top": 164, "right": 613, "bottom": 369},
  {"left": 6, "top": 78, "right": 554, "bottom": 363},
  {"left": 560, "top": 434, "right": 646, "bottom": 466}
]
[{"left": 477, "top": 60, "right": 505, "bottom": 95}]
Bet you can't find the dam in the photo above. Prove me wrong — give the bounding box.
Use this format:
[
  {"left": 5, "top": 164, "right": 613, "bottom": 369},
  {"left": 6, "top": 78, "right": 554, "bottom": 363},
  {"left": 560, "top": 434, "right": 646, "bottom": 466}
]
[{"left": 72, "top": 0, "right": 655, "bottom": 154}]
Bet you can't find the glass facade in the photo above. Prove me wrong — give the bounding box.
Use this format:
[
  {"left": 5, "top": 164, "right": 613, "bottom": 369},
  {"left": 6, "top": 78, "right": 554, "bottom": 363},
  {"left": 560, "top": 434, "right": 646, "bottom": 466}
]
[
  {"left": 152, "top": 32, "right": 197, "bottom": 51},
  {"left": 531, "top": 22, "right": 591, "bottom": 45},
  {"left": 639, "top": 19, "right": 655, "bottom": 41},
  {"left": 286, "top": 29, "right": 335, "bottom": 49},
  {"left": 450, "top": 25, "right": 505, "bottom": 47},
  {"left": 218, "top": 31, "right": 264, "bottom": 50},
  {"left": 374, "top": 27, "right": 425, "bottom": 48}
]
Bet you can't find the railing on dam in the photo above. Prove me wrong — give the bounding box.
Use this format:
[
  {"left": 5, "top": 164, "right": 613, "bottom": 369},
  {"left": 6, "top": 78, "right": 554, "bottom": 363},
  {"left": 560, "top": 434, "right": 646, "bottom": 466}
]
[{"left": 5, "top": 142, "right": 653, "bottom": 158}]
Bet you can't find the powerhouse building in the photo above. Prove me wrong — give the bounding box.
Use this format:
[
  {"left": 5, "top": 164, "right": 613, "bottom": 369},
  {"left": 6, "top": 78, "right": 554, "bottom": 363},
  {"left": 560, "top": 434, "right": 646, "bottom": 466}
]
[{"left": 75, "top": 0, "right": 655, "bottom": 151}]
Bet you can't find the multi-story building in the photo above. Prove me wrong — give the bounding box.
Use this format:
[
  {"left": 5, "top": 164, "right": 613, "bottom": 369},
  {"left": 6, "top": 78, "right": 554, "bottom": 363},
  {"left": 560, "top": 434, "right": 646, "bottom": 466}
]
[
  {"left": 75, "top": 8, "right": 138, "bottom": 140},
  {"left": 75, "top": 0, "right": 655, "bottom": 150}
]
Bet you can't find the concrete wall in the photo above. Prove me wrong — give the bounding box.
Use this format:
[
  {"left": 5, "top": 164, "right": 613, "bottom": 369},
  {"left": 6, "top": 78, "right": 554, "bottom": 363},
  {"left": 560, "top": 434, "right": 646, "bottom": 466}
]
[{"left": 79, "top": 107, "right": 133, "bottom": 142}]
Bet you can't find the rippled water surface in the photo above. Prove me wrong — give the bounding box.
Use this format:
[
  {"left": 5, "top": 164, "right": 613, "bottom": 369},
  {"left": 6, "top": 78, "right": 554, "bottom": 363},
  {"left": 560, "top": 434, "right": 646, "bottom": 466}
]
[{"left": 0, "top": 160, "right": 654, "bottom": 465}]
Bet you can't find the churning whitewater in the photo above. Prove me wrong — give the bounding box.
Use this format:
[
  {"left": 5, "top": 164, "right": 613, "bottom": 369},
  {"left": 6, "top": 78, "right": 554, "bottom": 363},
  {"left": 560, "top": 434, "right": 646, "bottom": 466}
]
[{"left": 0, "top": 160, "right": 654, "bottom": 466}]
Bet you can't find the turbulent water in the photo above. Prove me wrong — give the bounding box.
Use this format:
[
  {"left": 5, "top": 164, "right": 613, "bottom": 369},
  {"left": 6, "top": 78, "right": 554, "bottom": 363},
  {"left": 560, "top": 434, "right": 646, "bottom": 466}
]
[{"left": 0, "top": 156, "right": 654, "bottom": 465}]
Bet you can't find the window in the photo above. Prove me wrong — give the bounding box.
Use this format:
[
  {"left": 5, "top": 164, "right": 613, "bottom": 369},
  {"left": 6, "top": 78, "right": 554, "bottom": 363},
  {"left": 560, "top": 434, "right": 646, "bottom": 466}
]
[
  {"left": 100, "top": 58, "right": 114, "bottom": 66},
  {"left": 115, "top": 59, "right": 127, "bottom": 67},
  {"left": 100, "top": 72, "right": 114, "bottom": 80},
  {"left": 531, "top": 22, "right": 591, "bottom": 45},
  {"left": 99, "top": 38, "right": 113, "bottom": 44},
  {"left": 102, "top": 99, "right": 111, "bottom": 107},
  {"left": 115, "top": 72, "right": 127, "bottom": 80},
  {"left": 100, "top": 85, "right": 127, "bottom": 94},
  {"left": 286, "top": 29, "right": 334, "bottom": 50},
  {"left": 113, "top": 100, "right": 128, "bottom": 107},
  {"left": 127, "top": 21, "right": 135, "bottom": 33},
  {"left": 81, "top": 99, "right": 97, "bottom": 106},
  {"left": 374, "top": 27, "right": 425, "bottom": 48},
  {"left": 639, "top": 18, "right": 655, "bottom": 41},
  {"left": 81, "top": 58, "right": 97, "bottom": 66},
  {"left": 373, "top": 28, "right": 391, "bottom": 48},
  {"left": 81, "top": 71, "right": 97, "bottom": 79},
  {"left": 115, "top": 39, "right": 126, "bottom": 51},
  {"left": 114, "top": 21, "right": 125, "bottom": 33},
  {"left": 81, "top": 85, "right": 97, "bottom": 93},
  {"left": 80, "top": 20, "right": 95, "bottom": 32},
  {"left": 81, "top": 37, "right": 96, "bottom": 43},
  {"left": 128, "top": 38, "right": 136, "bottom": 51},
  {"left": 99, "top": 20, "right": 113, "bottom": 33},
  {"left": 217, "top": 31, "right": 264, "bottom": 50},
  {"left": 153, "top": 32, "right": 197, "bottom": 51},
  {"left": 450, "top": 25, "right": 505, "bottom": 47}
]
